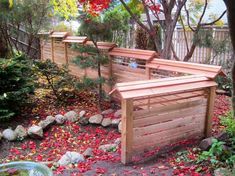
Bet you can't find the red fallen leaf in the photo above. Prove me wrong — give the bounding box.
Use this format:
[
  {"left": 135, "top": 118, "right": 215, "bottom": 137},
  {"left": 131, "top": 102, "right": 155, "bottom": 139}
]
[
  {"left": 29, "top": 141, "right": 36, "bottom": 149},
  {"left": 36, "top": 154, "right": 43, "bottom": 161},
  {"left": 96, "top": 167, "right": 107, "bottom": 174},
  {"left": 21, "top": 143, "right": 27, "bottom": 150},
  {"left": 10, "top": 148, "right": 21, "bottom": 155}
]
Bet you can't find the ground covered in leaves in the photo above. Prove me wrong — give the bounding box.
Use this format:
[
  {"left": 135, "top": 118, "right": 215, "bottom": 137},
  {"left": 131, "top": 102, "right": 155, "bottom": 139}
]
[{"left": 0, "top": 91, "right": 230, "bottom": 176}]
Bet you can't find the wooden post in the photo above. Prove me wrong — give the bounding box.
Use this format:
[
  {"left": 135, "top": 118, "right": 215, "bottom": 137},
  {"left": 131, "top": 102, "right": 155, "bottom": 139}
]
[
  {"left": 146, "top": 67, "right": 151, "bottom": 80},
  {"left": 205, "top": 86, "right": 216, "bottom": 137},
  {"left": 40, "top": 39, "right": 43, "bottom": 60},
  {"left": 64, "top": 42, "right": 68, "bottom": 64},
  {"left": 108, "top": 55, "right": 113, "bottom": 92},
  {"left": 121, "top": 98, "right": 133, "bottom": 164},
  {"left": 51, "top": 37, "right": 54, "bottom": 62}
]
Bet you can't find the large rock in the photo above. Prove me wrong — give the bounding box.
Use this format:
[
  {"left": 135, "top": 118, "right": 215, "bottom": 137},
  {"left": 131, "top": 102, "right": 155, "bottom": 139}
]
[
  {"left": 79, "top": 110, "right": 86, "bottom": 118},
  {"left": 101, "top": 109, "right": 114, "bottom": 115},
  {"left": 55, "top": 114, "right": 66, "bottom": 125},
  {"left": 99, "top": 144, "right": 117, "bottom": 152},
  {"left": 2, "top": 128, "right": 17, "bottom": 141},
  {"left": 114, "top": 109, "right": 122, "bottom": 118},
  {"left": 28, "top": 125, "right": 43, "bottom": 138},
  {"left": 214, "top": 168, "right": 232, "bottom": 176},
  {"left": 111, "top": 119, "right": 121, "bottom": 127},
  {"left": 89, "top": 114, "right": 103, "bottom": 124},
  {"left": 199, "top": 137, "right": 215, "bottom": 151},
  {"left": 64, "top": 111, "right": 79, "bottom": 122},
  {"left": 14, "top": 125, "right": 27, "bottom": 139},
  {"left": 83, "top": 148, "right": 93, "bottom": 157},
  {"left": 79, "top": 116, "right": 89, "bottom": 126},
  {"left": 58, "top": 151, "right": 85, "bottom": 166},
  {"left": 118, "top": 122, "right": 122, "bottom": 133},
  {"left": 38, "top": 116, "right": 55, "bottom": 129},
  {"left": 101, "top": 118, "right": 112, "bottom": 127},
  {"left": 215, "top": 132, "right": 229, "bottom": 142}
]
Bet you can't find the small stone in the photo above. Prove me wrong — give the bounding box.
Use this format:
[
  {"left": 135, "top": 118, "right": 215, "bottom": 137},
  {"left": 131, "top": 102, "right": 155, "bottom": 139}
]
[
  {"left": 58, "top": 151, "right": 85, "bottom": 166},
  {"left": 111, "top": 119, "right": 121, "bottom": 127},
  {"left": 55, "top": 114, "right": 66, "bottom": 124},
  {"left": 14, "top": 125, "right": 27, "bottom": 139},
  {"left": 2, "top": 128, "right": 17, "bottom": 141},
  {"left": 114, "top": 138, "right": 121, "bottom": 145},
  {"left": 214, "top": 168, "right": 232, "bottom": 176},
  {"left": 101, "top": 109, "right": 114, "bottom": 115},
  {"left": 199, "top": 137, "right": 215, "bottom": 151},
  {"left": 99, "top": 144, "right": 117, "bottom": 152},
  {"left": 38, "top": 116, "right": 55, "bottom": 129},
  {"left": 101, "top": 118, "right": 112, "bottom": 127},
  {"left": 79, "top": 116, "right": 89, "bottom": 126},
  {"left": 64, "top": 111, "right": 79, "bottom": 122},
  {"left": 118, "top": 122, "right": 122, "bottom": 133},
  {"left": 79, "top": 110, "right": 86, "bottom": 118},
  {"left": 114, "top": 109, "right": 122, "bottom": 118},
  {"left": 89, "top": 114, "right": 103, "bottom": 124},
  {"left": 28, "top": 125, "right": 43, "bottom": 138},
  {"left": 83, "top": 148, "right": 93, "bottom": 157}
]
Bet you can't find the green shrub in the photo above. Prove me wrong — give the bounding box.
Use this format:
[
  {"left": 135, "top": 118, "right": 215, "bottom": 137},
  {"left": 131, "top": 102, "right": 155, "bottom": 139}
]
[
  {"left": 221, "top": 112, "right": 235, "bottom": 137},
  {"left": 33, "top": 59, "right": 77, "bottom": 102},
  {"left": 0, "top": 55, "right": 34, "bottom": 120}
]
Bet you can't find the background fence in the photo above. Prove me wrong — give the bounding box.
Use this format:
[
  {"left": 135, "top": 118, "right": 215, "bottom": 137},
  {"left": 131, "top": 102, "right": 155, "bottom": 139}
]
[{"left": 172, "top": 27, "right": 233, "bottom": 73}]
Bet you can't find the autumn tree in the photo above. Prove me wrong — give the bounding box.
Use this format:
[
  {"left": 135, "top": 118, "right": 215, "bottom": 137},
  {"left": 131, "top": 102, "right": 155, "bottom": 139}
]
[{"left": 223, "top": 0, "right": 235, "bottom": 117}]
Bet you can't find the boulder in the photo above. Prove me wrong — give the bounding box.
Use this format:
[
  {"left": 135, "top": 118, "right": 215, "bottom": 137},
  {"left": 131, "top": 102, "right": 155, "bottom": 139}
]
[
  {"left": 215, "top": 132, "right": 229, "bottom": 142},
  {"left": 214, "top": 168, "right": 232, "bottom": 176},
  {"left": 28, "top": 125, "right": 43, "bottom": 138},
  {"left": 58, "top": 151, "right": 85, "bottom": 166},
  {"left": 14, "top": 125, "right": 27, "bottom": 139},
  {"left": 79, "top": 116, "right": 89, "bottom": 126},
  {"left": 114, "top": 109, "right": 122, "bottom": 118},
  {"left": 118, "top": 122, "right": 122, "bottom": 133},
  {"left": 101, "top": 109, "right": 114, "bottom": 115},
  {"left": 199, "top": 137, "right": 215, "bottom": 151},
  {"left": 55, "top": 114, "right": 66, "bottom": 124},
  {"left": 99, "top": 144, "right": 117, "bottom": 152},
  {"left": 89, "top": 114, "right": 103, "bottom": 124},
  {"left": 111, "top": 119, "right": 121, "bottom": 127},
  {"left": 79, "top": 110, "right": 86, "bottom": 118},
  {"left": 64, "top": 111, "right": 79, "bottom": 122},
  {"left": 38, "top": 116, "right": 55, "bottom": 129},
  {"left": 83, "top": 148, "right": 93, "bottom": 157},
  {"left": 2, "top": 128, "right": 17, "bottom": 141},
  {"left": 101, "top": 118, "right": 112, "bottom": 127}
]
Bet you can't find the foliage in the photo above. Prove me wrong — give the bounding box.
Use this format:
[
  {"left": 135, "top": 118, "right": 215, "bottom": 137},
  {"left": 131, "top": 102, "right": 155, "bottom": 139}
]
[
  {"left": 0, "top": 0, "right": 51, "bottom": 58},
  {"left": 33, "top": 59, "right": 78, "bottom": 102},
  {"left": 221, "top": 112, "right": 235, "bottom": 136},
  {"left": 216, "top": 75, "right": 232, "bottom": 94},
  {"left": 193, "top": 29, "right": 213, "bottom": 48},
  {"left": 197, "top": 112, "right": 235, "bottom": 170},
  {"left": 53, "top": 22, "right": 74, "bottom": 35},
  {"left": 0, "top": 55, "right": 34, "bottom": 120},
  {"left": 51, "top": 0, "right": 78, "bottom": 19}
]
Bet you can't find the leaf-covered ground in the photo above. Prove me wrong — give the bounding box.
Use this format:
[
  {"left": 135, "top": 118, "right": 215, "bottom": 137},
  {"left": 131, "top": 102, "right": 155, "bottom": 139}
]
[{"left": 0, "top": 92, "right": 230, "bottom": 176}]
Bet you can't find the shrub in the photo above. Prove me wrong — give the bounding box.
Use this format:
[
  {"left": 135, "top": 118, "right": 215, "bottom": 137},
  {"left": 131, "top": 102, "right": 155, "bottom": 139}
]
[
  {"left": 33, "top": 59, "right": 77, "bottom": 102},
  {"left": 0, "top": 55, "right": 34, "bottom": 120}
]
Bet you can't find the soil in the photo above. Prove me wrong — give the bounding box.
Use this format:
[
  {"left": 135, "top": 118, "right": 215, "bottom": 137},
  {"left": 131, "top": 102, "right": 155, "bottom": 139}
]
[{"left": 0, "top": 91, "right": 231, "bottom": 176}]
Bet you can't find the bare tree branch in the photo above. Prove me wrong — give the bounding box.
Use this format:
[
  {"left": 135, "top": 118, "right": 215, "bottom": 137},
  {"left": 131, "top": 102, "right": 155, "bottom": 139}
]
[{"left": 201, "top": 10, "right": 227, "bottom": 26}]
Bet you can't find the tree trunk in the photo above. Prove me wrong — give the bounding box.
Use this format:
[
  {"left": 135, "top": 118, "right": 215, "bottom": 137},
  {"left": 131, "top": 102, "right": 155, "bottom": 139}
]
[{"left": 223, "top": 0, "right": 235, "bottom": 117}]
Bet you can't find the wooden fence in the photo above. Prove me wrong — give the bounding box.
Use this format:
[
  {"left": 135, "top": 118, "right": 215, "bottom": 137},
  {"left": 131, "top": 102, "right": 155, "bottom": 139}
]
[
  {"left": 172, "top": 28, "right": 233, "bottom": 71},
  {"left": 39, "top": 32, "right": 224, "bottom": 164}
]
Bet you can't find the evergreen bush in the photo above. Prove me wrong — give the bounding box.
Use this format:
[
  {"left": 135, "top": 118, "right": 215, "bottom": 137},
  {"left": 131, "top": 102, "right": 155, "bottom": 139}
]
[{"left": 0, "top": 55, "right": 34, "bottom": 120}]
